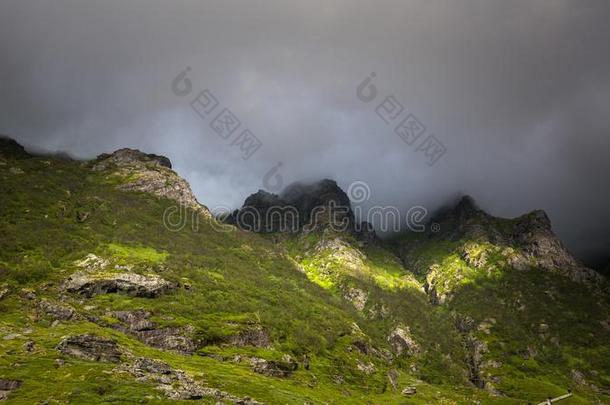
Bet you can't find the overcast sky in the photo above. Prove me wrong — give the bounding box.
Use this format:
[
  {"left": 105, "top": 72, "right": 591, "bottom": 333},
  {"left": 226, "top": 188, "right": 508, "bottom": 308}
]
[{"left": 1, "top": 0, "right": 609, "bottom": 267}]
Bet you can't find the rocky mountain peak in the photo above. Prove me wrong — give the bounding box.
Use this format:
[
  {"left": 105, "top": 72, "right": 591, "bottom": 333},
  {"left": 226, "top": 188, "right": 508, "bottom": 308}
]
[
  {"left": 243, "top": 190, "right": 285, "bottom": 207},
  {"left": 429, "top": 195, "right": 489, "bottom": 241},
  {"left": 421, "top": 195, "right": 603, "bottom": 286},
  {"left": 227, "top": 179, "right": 364, "bottom": 236},
  {"left": 92, "top": 147, "right": 208, "bottom": 215},
  {"left": 432, "top": 196, "right": 554, "bottom": 242},
  {"left": 281, "top": 179, "right": 351, "bottom": 208},
  {"left": 93, "top": 148, "right": 172, "bottom": 171}
]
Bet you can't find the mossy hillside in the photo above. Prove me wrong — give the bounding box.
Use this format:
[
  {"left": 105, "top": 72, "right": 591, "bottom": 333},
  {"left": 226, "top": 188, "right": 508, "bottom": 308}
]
[
  {"left": 394, "top": 232, "right": 610, "bottom": 403},
  {"left": 281, "top": 224, "right": 609, "bottom": 403},
  {"left": 449, "top": 268, "right": 610, "bottom": 401},
  {"left": 282, "top": 231, "right": 474, "bottom": 388},
  {"left": 0, "top": 153, "right": 499, "bottom": 403},
  {"left": 288, "top": 234, "right": 606, "bottom": 403},
  {"left": 0, "top": 156, "right": 351, "bottom": 342},
  {"left": 1, "top": 147, "right": 608, "bottom": 404}
]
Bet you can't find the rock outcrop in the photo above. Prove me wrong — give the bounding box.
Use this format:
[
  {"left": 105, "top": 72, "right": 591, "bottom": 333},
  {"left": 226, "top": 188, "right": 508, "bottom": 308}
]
[
  {"left": 112, "top": 310, "right": 156, "bottom": 332},
  {"left": 64, "top": 271, "right": 177, "bottom": 298},
  {"left": 37, "top": 299, "right": 79, "bottom": 322},
  {"left": 465, "top": 335, "right": 488, "bottom": 389},
  {"left": 117, "top": 357, "right": 264, "bottom": 403},
  {"left": 226, "top": 325, "right": 271, "bottom": 348},
  {"left": 511, "top": 210, "right": 602, "bottom": 284},
  {"left": 111, "top": 310, "right": 198, "bottom": 354},
  {"left": 56, "top": 334, "right": 123, "bottom": 363},
  {"left": 92, "top": 148, "right": 209, "bottom": 216},
  {"left": 387, "top": 325, "right": 421, "bottom": 357},
  {"left": 119, "top": 357, "right": 205, "bottom": 400},
  {"left": 452, "top": 313, "right": 495, "bottom": 392},
  {"left": 249, "top": 357, "right": 298, "bottom": 378},
  {"left": 94, "top": 148, "right": 172, "bottom": 170}
]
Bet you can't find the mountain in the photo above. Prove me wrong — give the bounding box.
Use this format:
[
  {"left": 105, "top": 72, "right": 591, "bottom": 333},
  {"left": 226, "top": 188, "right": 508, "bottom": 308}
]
[
  {"left": 0, "top": 137, "right": 608, "bottom": 404},
  {"left": 225, "top": 179, "right": 367, "bottom": 236}
]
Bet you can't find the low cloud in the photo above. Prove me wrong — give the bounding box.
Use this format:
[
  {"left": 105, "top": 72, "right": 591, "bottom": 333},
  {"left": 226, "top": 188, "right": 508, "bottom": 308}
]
[{"left": 1, "top": 0, "right": 609, "bottom": 267}]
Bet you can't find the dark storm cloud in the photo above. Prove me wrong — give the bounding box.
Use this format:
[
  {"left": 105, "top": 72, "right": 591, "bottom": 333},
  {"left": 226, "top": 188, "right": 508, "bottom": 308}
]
[{"left": 1, "top": 0, "right": 609, "bottom": 266}]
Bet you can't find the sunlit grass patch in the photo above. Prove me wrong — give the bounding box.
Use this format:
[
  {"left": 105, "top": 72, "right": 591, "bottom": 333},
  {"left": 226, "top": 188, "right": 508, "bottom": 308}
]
[{"left": 106, "top": 243, "right": 168, "bottom": 264}]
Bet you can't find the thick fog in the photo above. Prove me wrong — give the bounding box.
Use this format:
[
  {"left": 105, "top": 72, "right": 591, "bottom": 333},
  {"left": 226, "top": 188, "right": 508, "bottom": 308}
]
[{"left": 1, "top": 0, "right": 609, "bottom": 267}]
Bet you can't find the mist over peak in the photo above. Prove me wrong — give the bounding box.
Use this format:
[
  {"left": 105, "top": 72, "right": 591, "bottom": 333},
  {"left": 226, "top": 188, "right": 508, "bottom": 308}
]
[{"left": 1, "top": 1, "right": 609, "bottom": 269}]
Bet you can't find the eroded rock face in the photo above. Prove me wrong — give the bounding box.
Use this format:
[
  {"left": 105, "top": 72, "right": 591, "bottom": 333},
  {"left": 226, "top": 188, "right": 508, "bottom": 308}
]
[
  {"left": 250, "top": 357, "right": 298, "bottom": 378},
  {"left": 92, "top": 148, "right": 209, "bottom": 216},
  {"left": 110, "top": 310, "right": 198, "bottom": 354},
  {"left": 512, "top": 211, "right": 603, "bottom": 284},
  {"left": 424, "top": 268, "right": 450, "bottom": 305},
  {"left": 64, "top": 271, "right": 177, "bottom": 298},
  {"left": 387, "top": 326, "right": 420, "bottom": 357},
  {"left": 453, "top": 312, "right": 476, "bottom": 333},
  {"left": 64, "top": 254, "right": 177, "bottom": 298},
  {"left": 465, "top": 336, "right": 488, "bottom": 389},
  {"left": 136, "top": 327, "right": 197, "bottom": 354},
  {"left": 93, "top": 148, "right": 172, "bottom": 170},
  {"left": 451, "top": 313, "right": 500, "bottom": 393},
  {"left": 56, "top": 334, "right": 122, "bottom": 363},
  {"left": 113, "top": 310, "right": 156, "bottom": 332},
  {"left": 348, "top": 323, "right": 391, "bottom": 362},
  {"left": 318, "top": 238, "right": 366, "bottom": 270},
  {"left": 571, "top": 369, "right": 590, "bottom": 387},
  {"left": 226, "top": 325, "right": 271, "bottom": 348},
  {"left": 37, "top": 299, "right": 78, "bottom": 321}
]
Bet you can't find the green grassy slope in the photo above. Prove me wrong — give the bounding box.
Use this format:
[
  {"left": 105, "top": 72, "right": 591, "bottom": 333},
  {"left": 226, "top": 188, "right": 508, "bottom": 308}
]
[{"left": 0, "top": 143, "right": 608, "bottom": 404}]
